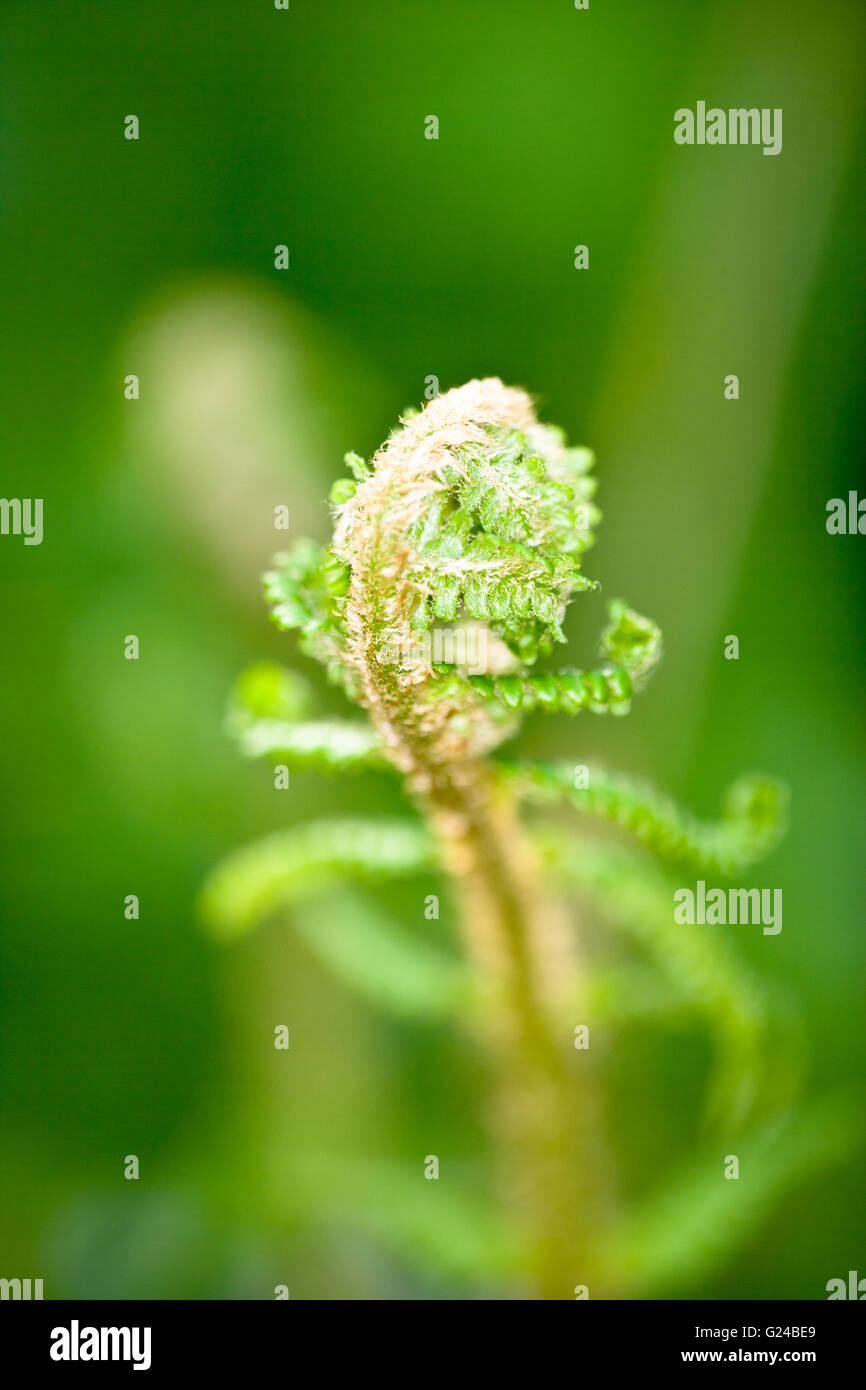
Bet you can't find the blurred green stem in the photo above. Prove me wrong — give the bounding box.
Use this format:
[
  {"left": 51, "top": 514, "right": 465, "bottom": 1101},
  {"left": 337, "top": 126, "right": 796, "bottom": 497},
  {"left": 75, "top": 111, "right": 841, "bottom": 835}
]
[{"left": 423, "top": 761, "right": 613, "bottom": 1298}]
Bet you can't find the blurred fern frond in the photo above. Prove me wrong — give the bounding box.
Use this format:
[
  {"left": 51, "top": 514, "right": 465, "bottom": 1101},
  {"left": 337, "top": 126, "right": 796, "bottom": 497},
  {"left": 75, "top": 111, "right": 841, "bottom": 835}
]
[
  {"left": 201, "top": 818, "right": 434, "bottom": 940},
  {"left": 290, "top": 888, "right": 469, "bottom": 1021},
  {"left": 506, "top": 761, "right": 788, "bottom": 876},
  {"left": 226, "top": 659, "right": 386, "bottom": 772},
  {"left": 537, "top": 830, "right": 801, "bottom": 1130}
]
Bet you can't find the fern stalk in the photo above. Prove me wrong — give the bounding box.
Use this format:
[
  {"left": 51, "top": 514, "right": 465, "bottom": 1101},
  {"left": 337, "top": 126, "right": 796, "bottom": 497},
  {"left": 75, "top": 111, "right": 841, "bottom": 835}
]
[{"left": 431, "top": 775, "right": 613, "bottom": 1296}]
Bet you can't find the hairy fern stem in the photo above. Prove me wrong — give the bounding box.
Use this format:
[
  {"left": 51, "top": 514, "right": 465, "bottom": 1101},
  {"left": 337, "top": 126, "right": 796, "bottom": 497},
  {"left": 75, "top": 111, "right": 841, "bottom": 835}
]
[{"left": 425, "top": 768, "right": 612, "bottom": 1297}]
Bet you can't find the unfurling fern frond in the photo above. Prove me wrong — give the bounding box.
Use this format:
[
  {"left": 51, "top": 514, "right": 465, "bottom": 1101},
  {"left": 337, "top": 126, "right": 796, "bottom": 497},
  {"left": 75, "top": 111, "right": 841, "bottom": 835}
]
[
  {"left": 503, "top": 760, "right": 787, "bottom": 875},
  {"left": 326, "top": 380, "right": 633, "bottom": 768},
  {"left": 204, "top": 378, "right": 791, "bottom": 1301},
  {"left": 598, "top": 598, "right": 662, "bottom": 689},
  {"left": 263, "top": 539, "right": 354, "bottom": 693},
  {"left": 423, "top": 598, "right": 660, "bottom": 718}
]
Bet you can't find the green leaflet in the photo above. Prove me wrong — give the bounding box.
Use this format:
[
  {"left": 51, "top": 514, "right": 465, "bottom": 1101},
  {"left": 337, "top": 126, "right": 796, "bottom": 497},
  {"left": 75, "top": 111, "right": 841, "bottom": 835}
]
[
  {"left": 432, "top": 664, "right": 635, "bottom": 717},
  {"left": 449, "top": 426, "right": 599, "bottom": 558},
  {"left": 226, "top": 661, "right": 385, "bottom": 773},
  {"left": 263, "top": 540, "right": 353, "bottom": 691},
  {"left": 599, "top": 599, "right": 662, "bottom": 688},
  {"left": 200, "top": 817, "right": 436, "bottom": 939},
  {"left": 506, "top": 761, "right": 788, "bottom": 876},
  {"left": 232, "top": 717, "right": 386, "bottom": 772},
  {"left": 412, "top": 547, "right": 594, "bottom": 651},
  {"left": 421, "top": 600, "right": 659, "bottom": 719}
]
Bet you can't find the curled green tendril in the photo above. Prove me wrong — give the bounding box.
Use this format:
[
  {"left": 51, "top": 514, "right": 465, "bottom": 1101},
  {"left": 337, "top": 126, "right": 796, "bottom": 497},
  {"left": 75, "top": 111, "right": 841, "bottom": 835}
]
[{"left": 502, "top": 760, "right": 788, "bottom": 876}]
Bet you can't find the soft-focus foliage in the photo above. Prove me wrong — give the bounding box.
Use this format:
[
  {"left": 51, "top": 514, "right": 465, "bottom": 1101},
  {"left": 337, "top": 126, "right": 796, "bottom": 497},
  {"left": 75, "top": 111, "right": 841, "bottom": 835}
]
[{"left": 1, "top": 0, "right": 863, "bottom": 1302}]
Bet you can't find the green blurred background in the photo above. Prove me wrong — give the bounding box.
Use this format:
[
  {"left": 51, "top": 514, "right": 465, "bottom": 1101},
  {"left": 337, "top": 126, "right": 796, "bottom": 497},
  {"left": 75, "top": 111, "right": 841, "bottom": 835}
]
[{"left": 1, "top": 0, "right": 864, "bottom": 1299}]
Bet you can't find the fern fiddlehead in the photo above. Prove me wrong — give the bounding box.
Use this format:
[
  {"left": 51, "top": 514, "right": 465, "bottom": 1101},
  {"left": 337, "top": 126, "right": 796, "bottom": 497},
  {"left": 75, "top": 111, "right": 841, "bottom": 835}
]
[
  {"left": 325, "top": 381, "right": 620, "bottom": 1291},
  {"left": 203, "top": 378, "right": 789, "bottom": 1298}
]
